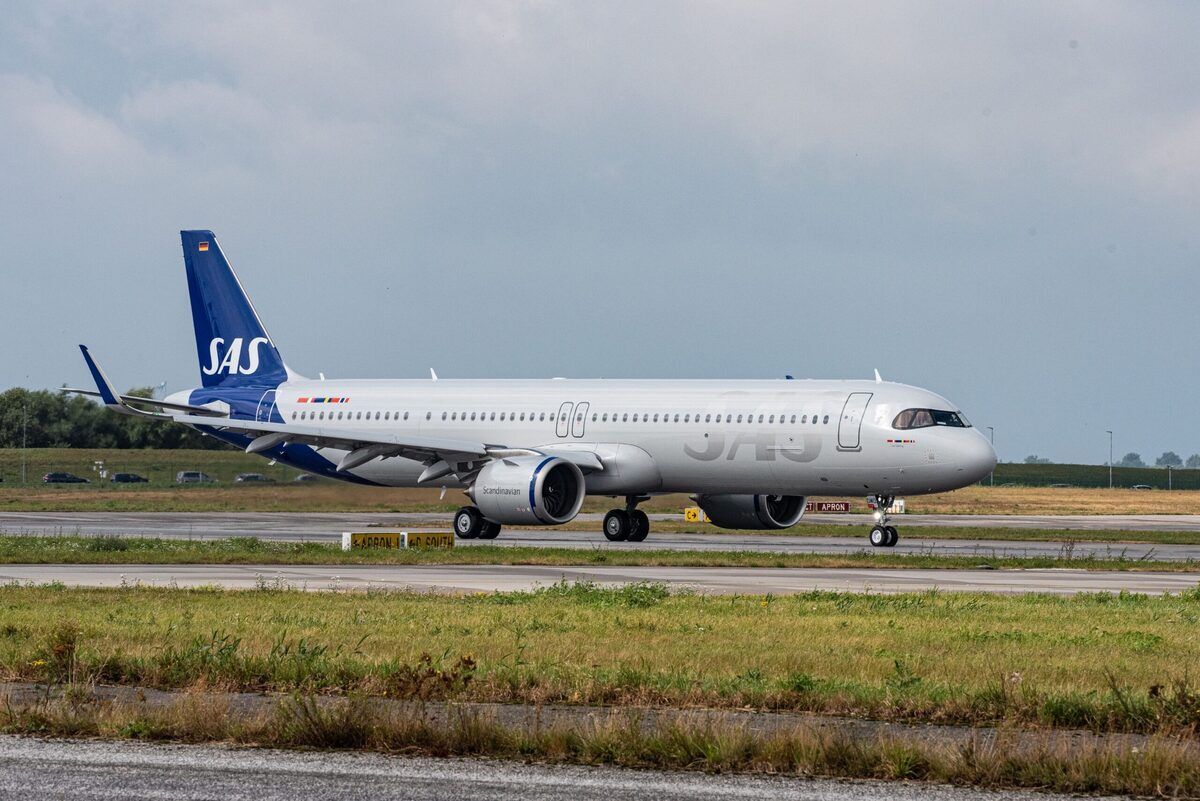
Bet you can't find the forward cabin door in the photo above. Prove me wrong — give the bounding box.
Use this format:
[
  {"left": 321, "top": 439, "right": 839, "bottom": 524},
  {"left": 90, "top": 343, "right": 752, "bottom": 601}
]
[{"left": 837, "top": 392, "right": 872, "bottom": 451}]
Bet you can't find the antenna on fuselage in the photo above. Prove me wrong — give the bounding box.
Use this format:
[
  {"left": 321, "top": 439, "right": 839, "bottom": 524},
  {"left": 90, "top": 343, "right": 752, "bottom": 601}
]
[
  {"left": 874, "top": 369, "right": 883, "bottom": 383},
  {"left": 430, "top": 368, "right": 438, "bottom": 381}
]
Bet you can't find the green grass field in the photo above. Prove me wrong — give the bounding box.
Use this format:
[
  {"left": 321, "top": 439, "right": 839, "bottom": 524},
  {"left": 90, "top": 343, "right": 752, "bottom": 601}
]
[{"left": 4, "top": 582, "right": 1200, "bottom": 737}]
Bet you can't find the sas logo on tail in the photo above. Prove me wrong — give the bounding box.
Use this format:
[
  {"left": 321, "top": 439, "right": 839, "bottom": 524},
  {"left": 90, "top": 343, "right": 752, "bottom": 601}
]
[{"left": 202, "top": 337, "right": 271, "bottom": 376}]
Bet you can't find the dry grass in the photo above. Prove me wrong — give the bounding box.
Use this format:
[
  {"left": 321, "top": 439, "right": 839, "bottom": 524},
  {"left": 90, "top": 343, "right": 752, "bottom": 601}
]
[
  {"left": 3, "top": 484, "right": 1197, "bottom": 516},
  {"left": 907, "top": 485, "right": 1200, "bottom": 515},
  {"left": 3, "top": 689, "right": 1200, "bottom": 797}
]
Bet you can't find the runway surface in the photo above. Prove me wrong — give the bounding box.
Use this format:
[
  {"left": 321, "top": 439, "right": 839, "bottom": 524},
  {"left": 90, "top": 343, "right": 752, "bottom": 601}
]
[
  {"left": 3, "top": 562, "right": 1197, "bottom": 595},
  {"left": 0, "top": 736, "right": 1122, "bottom": 801},
  {"left": 3, "top": 511, "right": 1200, "bottom": 561}
]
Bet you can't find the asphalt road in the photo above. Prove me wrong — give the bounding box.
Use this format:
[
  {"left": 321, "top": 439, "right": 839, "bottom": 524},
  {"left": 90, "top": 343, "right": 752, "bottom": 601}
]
[
  {"left": 3, "top": 562, "right": 1197, "bottom": 595},
  {"left": 4, "top": 511, "right": 1200, "bottom": 561},
  {"left": 0, "top": 736, "right": 1124, "bottom": 801}
]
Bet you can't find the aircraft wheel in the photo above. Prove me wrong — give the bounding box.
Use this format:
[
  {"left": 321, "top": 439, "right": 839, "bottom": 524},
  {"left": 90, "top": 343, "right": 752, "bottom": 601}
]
[
  {"left": 884, "top": 526, "right": 898, "bottom": 547},
  {"left": 478, "top": 520, "right": 502, "bottom": 540},
  {"left": 869, "top": 526, "right": 887, "bottom": 547},
  {"left": 603, "top": 509, "right": 631, "bottom": 541},
  {"left": 627, "top": 510, "right": 650, "bottom": 542},
  {"left": 454, "top": 506, "right": 484, "bottom": 539}
]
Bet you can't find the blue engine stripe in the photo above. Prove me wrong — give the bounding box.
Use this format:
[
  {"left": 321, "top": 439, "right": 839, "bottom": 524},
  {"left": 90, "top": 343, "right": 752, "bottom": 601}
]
[{"left": 528, "top": 456, "right": 556, "bottom": 524}]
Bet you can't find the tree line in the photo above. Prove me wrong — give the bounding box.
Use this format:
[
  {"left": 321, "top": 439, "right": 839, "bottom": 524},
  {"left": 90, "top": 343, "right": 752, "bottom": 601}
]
[
  {"left": 0, "top": 388, "right": 222, "bottom": 449},
  {"left": 1025, "top": 452, "right": 1200, "bottom": 468}
]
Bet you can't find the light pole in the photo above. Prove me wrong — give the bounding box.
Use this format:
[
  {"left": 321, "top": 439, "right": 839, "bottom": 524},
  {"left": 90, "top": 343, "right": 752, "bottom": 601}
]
[
  {"left": 1106, "top": 430, "right": 1113, "bottom": 490},
  {"left": 986, "top": 426, "right": 995, "bottom": 486},
  {"left": 1168, "top": 464, "right": 1173, "bottom": 491},
  {"left": 20, "top": 400, "right": 28, "bottom": 486}
]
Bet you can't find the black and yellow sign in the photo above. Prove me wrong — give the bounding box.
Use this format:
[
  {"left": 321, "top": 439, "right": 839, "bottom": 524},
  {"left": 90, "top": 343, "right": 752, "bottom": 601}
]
[
  {"left": 341, "top": 531, "right": 454, "bottom": 550},
  {"left": 683, "top": 507, "right": 709, "bottom": 523}
]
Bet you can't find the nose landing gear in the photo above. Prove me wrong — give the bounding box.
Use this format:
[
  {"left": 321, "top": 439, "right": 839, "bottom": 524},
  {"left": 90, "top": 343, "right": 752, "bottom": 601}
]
[{"left": 868, "top": 494, "right": 899, "bottom": 547}]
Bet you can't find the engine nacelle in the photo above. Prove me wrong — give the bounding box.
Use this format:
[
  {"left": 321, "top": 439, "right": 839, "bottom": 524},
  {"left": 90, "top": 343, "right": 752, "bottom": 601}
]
[
  {"left": 696, "top": 494, "right": 806, "bottom": 530},
  {"left": 469, "top": 456, "right": 586, "bottom": 525}
]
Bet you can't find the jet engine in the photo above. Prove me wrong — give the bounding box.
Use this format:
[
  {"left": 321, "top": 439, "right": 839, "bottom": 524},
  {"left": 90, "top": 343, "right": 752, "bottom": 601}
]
[
  {"left": 469, "top": 456, "right": 586, "bottom": 525},
  {"left": 695, "top": 494, "right": 806, "bottom": 530}
]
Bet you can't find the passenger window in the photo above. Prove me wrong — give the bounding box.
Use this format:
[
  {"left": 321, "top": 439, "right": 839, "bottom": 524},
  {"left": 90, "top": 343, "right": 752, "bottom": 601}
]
[
  {"left": 540, "top": 413, "right": 546, "bottom": 421},
  {"left": 623, "top": 413, "right": 629, "bottom": 422},
  {"left": 790, "top": 415, "right": 796, "bottom": 424},
  {"left": 404, "top": 412, "right": 409, "bottom": 420},
  {"left": 757, "top": 414, "right": 764, "bottom": 423},
  {"left": 674, "top": 414, "right": 680, "bottom": 422},
  {"left": 592, "top": 413, "right": 597, "bottom": 422},
  {"left": 684, "top": 414, "right": 690, "bottom": 423},
  {"left": 768, "top": 414, "right": 774, "bottom": 423},
  {"left": 736, "top": 414, "right": 743, "bottom": 423},
  {"left": 823, "top": 415, "right": 829, "bottom": 424},
  {"left": 291, "top": 412, "right": 297, "bottom": 420},
  {"left": 633, "top": 414, "right": 639, "bottom": 422},
  {"left": 520, "top": 413, "right": 526, "bottom": 421}
]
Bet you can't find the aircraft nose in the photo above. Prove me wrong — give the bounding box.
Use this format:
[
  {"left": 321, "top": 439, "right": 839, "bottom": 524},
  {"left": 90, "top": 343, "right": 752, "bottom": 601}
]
[{"left": 960, "top": 430, "right": 997, "bottom": 482}]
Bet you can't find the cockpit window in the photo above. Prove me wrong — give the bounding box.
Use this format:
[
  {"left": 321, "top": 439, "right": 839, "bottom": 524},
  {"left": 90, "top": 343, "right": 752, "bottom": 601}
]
[{"left": 893, "top": 409, "right": 970, "bottom": 429}]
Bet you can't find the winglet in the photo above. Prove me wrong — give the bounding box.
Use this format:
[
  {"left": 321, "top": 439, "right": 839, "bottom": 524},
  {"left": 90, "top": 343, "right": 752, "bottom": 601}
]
[
  {"left": 77, "top": 345, "right": 161, "bottom": 418},
  {"left": 79, "top": 345, "right": 122, "bottom": 406}
]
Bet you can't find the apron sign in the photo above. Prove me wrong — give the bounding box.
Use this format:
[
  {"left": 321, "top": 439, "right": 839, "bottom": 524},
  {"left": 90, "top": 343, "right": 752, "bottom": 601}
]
[{"left": 341, "top": 531, "right": 455, "bottom": 550}]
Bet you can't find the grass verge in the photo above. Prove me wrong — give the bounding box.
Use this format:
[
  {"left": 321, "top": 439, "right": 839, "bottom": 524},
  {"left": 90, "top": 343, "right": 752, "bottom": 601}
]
[
  {"left": 2, "top": 690, "right": 1198, "bottom": 797},
  {"left": 0, "top": 534, "right": 1194, "bottom": 570},
  {"left": 4, "top": 583, "right": 1200, "bottom": 736}
]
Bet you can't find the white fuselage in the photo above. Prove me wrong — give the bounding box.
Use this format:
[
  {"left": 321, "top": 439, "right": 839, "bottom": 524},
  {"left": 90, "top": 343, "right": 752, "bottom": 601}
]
[{"left": 204, "top": 377, "right": 996, "bottom": 497}]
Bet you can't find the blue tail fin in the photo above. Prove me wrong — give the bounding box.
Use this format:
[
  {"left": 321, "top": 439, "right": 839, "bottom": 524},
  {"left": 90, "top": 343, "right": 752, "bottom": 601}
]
[{"left": 181, "top": 230, "right": 289, "bottom": 389}]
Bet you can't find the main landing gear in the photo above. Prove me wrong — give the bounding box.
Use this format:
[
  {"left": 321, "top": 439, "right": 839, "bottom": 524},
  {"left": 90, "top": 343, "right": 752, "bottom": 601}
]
[
  {"left": 603, "top": 495, "right": 650, "bottom": 542},
  {"left": 454, "top": 506, "right": 501, "bottom": 540},
  {"left": 868, "top": 494, "right": 899, "bottom": 548}
]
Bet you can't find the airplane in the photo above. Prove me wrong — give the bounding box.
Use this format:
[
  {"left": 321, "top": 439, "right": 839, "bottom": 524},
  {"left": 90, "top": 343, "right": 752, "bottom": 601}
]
[{"left": 69, "top": 230, "right": 996, "bottom": 547}]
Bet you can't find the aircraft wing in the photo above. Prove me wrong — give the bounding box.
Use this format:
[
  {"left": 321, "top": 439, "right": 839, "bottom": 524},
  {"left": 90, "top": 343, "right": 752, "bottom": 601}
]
[
  {"left": 171, "top": 413, "right": 491, "bottom": 472},
  {"left": 61, "top": 387, "right": 228, "bottom": 417}
]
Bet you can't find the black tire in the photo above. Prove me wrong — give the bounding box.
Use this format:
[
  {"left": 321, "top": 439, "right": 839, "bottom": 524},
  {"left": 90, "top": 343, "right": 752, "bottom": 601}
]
[
  {"left": 603, "top": 509, "right": 631, "bottom": 541},
  {"left": 869, "top": 526, "right": 887, "bottom": 547},
  {"left": 454, "top": 506, "right": 483, "bottom": 539},
  {"left": 479, "top": 520, "right": 502, "bottom": 540},
  {"left": 627, "top": 510, "right": 650, "bottom": 542},
  {"left": 884, "top": 526, "right": 898, "bottom": 547}
]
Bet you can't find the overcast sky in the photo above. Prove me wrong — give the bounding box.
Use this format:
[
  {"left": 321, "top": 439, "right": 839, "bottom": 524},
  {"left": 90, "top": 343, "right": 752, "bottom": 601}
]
[{"left": 2, "top": 2, "right": 1198, "bottom": 464}]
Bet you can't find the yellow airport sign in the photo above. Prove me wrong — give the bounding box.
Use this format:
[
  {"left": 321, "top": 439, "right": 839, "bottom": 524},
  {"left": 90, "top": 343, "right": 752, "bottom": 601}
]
[
  {"left": 341, "top": 531, "right": 454, "bottom": 550},
  {"left": 683, "top": 507, "right": 709, "bottom": 523}
]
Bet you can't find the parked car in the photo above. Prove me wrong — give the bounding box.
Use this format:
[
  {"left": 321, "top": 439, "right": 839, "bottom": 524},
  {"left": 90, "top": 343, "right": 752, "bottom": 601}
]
[
  {"left": 175, "top": 471, "right": 217, "bottom": 484},
  {"left": 110, "top": 472, "right": 149, "bottom": 484},
  {"left": 234, "top": 472, "right": 274, "bottom": 483},
  {"left": 1131, "top": 484, "right": 1153, "bottom": 491},
  {"left": 294, "top": 473, "right": 322, "bottom": 483},
  {"left": 43, "top": 472, "right": 89, "bottom": 484}
]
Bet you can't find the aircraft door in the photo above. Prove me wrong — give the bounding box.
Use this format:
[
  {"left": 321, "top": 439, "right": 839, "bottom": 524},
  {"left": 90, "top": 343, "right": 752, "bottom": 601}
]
[
  {"left": 572, "top": 402, "right": 590, "bottom": 437},
  {"left": 255, "top": 390, "right": 276, "bottom": 422},
  {"left": 837, "top": 392, "right": 872, "bottom": 451},
  {"left": 556, "top": 402, "right": 574, "bottom": 438}
]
